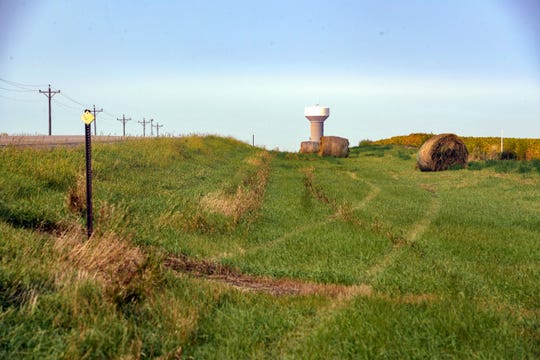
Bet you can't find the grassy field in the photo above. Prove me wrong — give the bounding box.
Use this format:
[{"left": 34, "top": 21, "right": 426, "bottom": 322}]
[{"left": 0, "top": 136, "right": 539, "bottom": 358}]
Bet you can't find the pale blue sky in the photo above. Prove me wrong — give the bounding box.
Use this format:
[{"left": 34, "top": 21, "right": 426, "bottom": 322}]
[{"left": 1, "top": 0, "right": 539, "bottom": 150}]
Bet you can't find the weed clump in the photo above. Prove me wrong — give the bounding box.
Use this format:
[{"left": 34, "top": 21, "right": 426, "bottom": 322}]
[
  {"left": 66, "top": 172, "right": 86, "bottom": 215},
  {"left": 161, "top": 202, "right": 232, "bottom": 234},
  {"left": 200, "top": 152, "right": 271, "bottom": 227},
  {"left": 55, "top": 225, "right": 154, "bottom": 308},
  {"left": 157, "top": 152, "right": 272, "bottom": 235}
]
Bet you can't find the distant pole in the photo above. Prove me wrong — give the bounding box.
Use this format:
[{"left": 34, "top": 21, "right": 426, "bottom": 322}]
[
  {"left": 138, "top": 117, "right": 151, "bottom": 136},
  {"left": 81, "top": 109, "right": 95, "bottom": 238},
  {"left": 117, "top": 114, "right": 132, "bottom": 137},
  {"left": 150, "top": 118, "right": 154, "bottom": 136},
  {"left": 155, "top": 122, "right": 163, "bottom": 137},
  {"left": 39, "top": 84, "right": 60, "bottom": 136},
  {"left": 92, "top": 105, "right": 103, "bottom": 136},
  {"left": 252, "top": 134, "right": 255, "bottom": 146}
]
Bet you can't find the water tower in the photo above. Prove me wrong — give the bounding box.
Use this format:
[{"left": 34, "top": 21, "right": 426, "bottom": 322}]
[{"left": 304, "top": 105, "right": 329, "bottom": 142}]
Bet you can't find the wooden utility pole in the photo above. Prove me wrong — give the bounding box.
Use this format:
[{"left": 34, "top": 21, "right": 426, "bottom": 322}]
[
  {"left": 154, "top": 122, "right": 163, "bottom": 137},
  {"left": 92, "top": 105, "right": 103, "bottom": 136},
  {"left": 138, "top": 118, "right": 151, "bottom": 136},
  {"left": 117, "top": 114, "right": 132, "bottom": 137},
  {"left": 39, "top": 84, "right": 60, "bottom": 136}
]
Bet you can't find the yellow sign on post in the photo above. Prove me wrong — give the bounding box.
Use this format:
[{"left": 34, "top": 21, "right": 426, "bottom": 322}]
[{"left": 81, "top": 109, "right": 95, "bottom": 125}]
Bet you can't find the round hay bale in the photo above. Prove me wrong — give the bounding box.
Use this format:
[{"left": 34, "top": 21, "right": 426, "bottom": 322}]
[
  {"left": 299, "top": 141, "right": 320, "bottom": 154},
  {"left": 319, "top": 136, "right": 349, "bottom": 158},
  {"left": 417, "top": 133, "right": 468, "bottom": 171}
]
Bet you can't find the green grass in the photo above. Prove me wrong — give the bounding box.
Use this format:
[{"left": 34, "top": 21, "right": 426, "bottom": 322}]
[{"left": 0, "top": 136, "right": 538, "bottom": 358}]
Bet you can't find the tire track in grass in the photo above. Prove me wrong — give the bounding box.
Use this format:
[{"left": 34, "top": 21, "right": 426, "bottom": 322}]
[
  {"left": 164, "top": 179, "right": 442, "bottom": 346},
  {"left": 164, "top": 256, "right": 442, "bottom": 356},
  {"left": 165, "top": 254, "right": 373, "bottom": 296},
  {"left": 166, "top": 254, "right": 441, "bottom": 303},
  {"left": 220, "top": 171, "right": 380, "bottom": 261},
  {"left": 167, "top": 172, "right": 437, "bottom": 305},
  {"left": 365, "top": 188, "right": 441, "bottom": 281},
  {"left": 272, "top": 187, "right": 442, "bottom": 354},
  {"left": 346, "top": 171, "right": 382, "bottom": 211}
]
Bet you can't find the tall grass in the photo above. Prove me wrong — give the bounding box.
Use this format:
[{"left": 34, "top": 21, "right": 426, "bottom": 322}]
[{"left": 0, "top": 137, "right": 538, "bottom": 358}]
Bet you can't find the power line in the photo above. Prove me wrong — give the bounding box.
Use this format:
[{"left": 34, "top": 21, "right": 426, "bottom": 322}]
[
  {"left": 3, "top": 78, "right": 161, "bottom": 137},
  {"left": 103, "top": 110, "right": 118, "bottom": 119},
  {"left": 59, "top": 92, "right": 108, "bottom": 133},
  {"left": 0, "top": 78, "right": 46, "bottom": 89},
  {"left": 58, "top": 92, "right": 116, "bottom": 130},
  {"left": 0, "top": 86, "right": 37, "bottom": 93},
  {"left": 60, "top": 92, "right": 89, "bottom": 107},
  {"left": 0, "top": 93, "right": 41, "bottom": 102},
  {"left": 95, "top": 114, "right": 117, "bottom": 126},
  {"left": 39, "top": 84, "right": 60, "bottom": 136},
  {"left": 117, "top": 114, "right": 132, "bottom": 137},
  {"left": 53, "top": 98, "right": 83, "bottom": 111}
]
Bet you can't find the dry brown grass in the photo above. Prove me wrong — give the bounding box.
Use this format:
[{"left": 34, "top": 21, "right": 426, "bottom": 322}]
[
  {"left": 157, "top": 152, "right": 272, "bottom": 234},
  {"left": 66, "top": 172, "right": 86, "bottom": 215},
  {"left": 200, "top": 152, "right": 271, "bottom": 224},
  {"left": 164, "top": 253, "right": 444, "bottom": 307},
  {"left": 164, "top": 254, "right": 373, "bottom": 297},
  {"left": 419, "top": 183, "right": 437, "bottom": 193},
  {"left": 200, "top": 188, "right": 251, "bottom": 220},
  {"left": 53, "top": 223, "right": 149, "bottom": 303}
]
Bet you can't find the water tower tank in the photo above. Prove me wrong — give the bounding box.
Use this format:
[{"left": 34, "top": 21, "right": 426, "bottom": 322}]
[{"left": 304, "top": 105, "right": 329, "bottom": 142}]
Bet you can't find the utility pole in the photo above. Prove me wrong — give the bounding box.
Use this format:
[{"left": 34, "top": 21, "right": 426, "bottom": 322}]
[
  {"left": 92, "top": 105, "right": 103, "bottom": 136},
  {"left": 155, "top": 122, "right": 163, "bottom": 137},
  {"left": 138, "top": 117, "right": 151, "bottom": 136},
  {"left": 39, "top": 84, "right": 60, "bottom": 136},
  {"left": 117, "top": 114, "right": 132, "bottom": 137},
  {"left": 149, "top": 118, "right": 154, "bottom": 136}
]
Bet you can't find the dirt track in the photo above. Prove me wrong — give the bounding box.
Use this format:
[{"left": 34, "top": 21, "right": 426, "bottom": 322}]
[{"left": 0, "top": 135, "right": 127, "bottom": 148}]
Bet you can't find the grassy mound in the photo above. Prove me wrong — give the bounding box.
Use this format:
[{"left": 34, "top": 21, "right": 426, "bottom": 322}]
[{"left": 0, "top": 136, "right": 538, "bottom": 358}]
